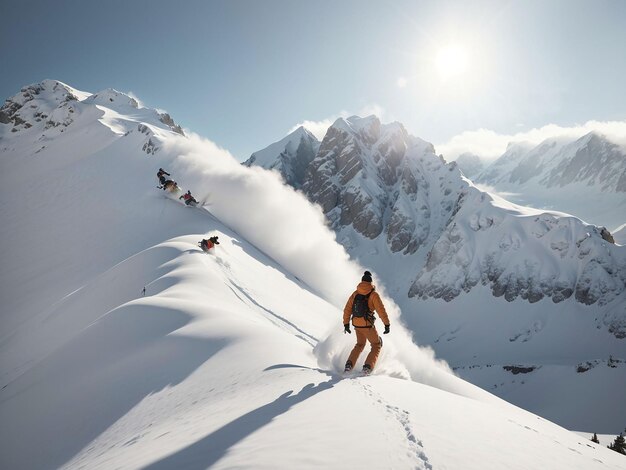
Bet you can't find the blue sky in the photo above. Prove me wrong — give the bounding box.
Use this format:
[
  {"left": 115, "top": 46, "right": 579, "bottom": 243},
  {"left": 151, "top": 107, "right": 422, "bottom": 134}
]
[{"left": 1, "top": 0, "right": 625, "bottom": 160}]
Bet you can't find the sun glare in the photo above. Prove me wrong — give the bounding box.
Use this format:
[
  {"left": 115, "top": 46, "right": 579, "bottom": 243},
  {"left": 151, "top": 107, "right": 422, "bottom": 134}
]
[{"left": 435, "top": 45, "right": 469, "bottom": 80}]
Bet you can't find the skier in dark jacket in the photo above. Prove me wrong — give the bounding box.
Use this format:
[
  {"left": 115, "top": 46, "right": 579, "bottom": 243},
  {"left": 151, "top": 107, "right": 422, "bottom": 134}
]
[
  {"left": 180, "top": 190, "right": 198, "bottom": 206},
  {"left": 343, "top": 270, "right": 390, "bottom": 375},
  {"left": 199, "top": 236, "right": 220, "bottom": 251},
  {"left": 157, "top": 168, "right": 170, "bottom": 186}
]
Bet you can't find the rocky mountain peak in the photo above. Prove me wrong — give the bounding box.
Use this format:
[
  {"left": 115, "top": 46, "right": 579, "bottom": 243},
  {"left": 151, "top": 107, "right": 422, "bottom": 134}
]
[
  {"left": 242, "top": 125, "right": 321, "bottom": 188},
  {"left": 331, "top": 115, "right": 382, "bottom": 145},
  {"left": 0, "top": 81, "right": 187, "bottom": 143},
  {"left": 0, "top": 80, "right": 81, "bottom": 131},
  {"left": 301, "top": 115, "right": 462, "bottom": 254}
]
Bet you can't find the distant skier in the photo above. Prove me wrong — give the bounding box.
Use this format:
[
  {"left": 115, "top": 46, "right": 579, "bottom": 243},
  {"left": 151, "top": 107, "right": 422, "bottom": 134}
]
[
  {"left": 343, "top": 270, "right": 390, "bottom": 375},
  {"left": 157, "top": 168, "right": 170, "bottom": 186},
  {"left": 180, "top": 190, "right": 198, "bottom": 206},
  {"left": 199, "top": 236, "right": 219, "bottom": 252}
]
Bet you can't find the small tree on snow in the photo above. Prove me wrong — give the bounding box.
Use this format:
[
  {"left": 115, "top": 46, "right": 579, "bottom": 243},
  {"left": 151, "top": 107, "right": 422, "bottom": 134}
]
[
  {"left": 608, "top": 433, "right": 626, "bottom": 455},
  {"left": 591, "top": 433, "right": 600, "bottom": 444}
]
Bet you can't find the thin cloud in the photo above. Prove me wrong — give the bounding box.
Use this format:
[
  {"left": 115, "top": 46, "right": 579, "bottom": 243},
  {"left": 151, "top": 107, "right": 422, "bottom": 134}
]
[
  {"left": 436, "top": 120, "right": 626, "bottom": 161},
  {"left": 125, "top": 91, "right": 145, "bottom": 108}
]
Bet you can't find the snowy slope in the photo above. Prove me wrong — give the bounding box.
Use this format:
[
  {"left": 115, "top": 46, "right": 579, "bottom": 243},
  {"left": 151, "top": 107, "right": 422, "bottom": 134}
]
[
  {"left": 476, "top": 132, "right": 626, "bottom": 231},
  {"left": 247, "top": 115, "right": 626, "bottom": 432},
  {"left": 2, "top": 81, "right": 626, "bottom": 469}
]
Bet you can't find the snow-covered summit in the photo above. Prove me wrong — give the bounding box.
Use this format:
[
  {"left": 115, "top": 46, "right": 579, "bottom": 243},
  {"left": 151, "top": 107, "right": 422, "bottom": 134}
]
[
  {"left": 243, "top": 125, "right": 320, "bottom": 188},
  {"left": 0, "top": 80, "right": 185, "bottom": 141},
  {"left": 83, "top": 87, "right": 140, "bottom": 109},
  {"left": 0, "top": 80, "right": 82, "bottom": 132},
  {"left": 332, "top": 114, "right": 380, "bottom": 138}
]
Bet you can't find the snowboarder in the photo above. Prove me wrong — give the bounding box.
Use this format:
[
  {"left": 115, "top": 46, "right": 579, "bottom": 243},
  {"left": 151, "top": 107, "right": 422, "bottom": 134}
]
[
  {"left": 179, "top": 190, "right": 198, "bottom": 206},
  {"left": 343, "top": 270, "right": 390, "bottom": 375},
  {"left": 157, "top": 168, "right": 170, "bottom": 186},
  {"left": 199, "top": 236, "right": 219, "bottom": 252}
]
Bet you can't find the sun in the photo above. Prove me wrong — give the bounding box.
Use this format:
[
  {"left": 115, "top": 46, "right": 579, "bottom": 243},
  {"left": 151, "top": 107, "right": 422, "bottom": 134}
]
[{"left": 435, "top": 44, "right": 469, "bottom": 80}]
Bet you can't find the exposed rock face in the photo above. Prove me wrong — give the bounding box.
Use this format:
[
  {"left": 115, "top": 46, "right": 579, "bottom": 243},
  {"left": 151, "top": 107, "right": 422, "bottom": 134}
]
[
  {"left": 159, "top": 113, "right": 185, "bottom": 136},
  {"left": 302, "top": 116, "right": 461, "bottom": 254},
  {"left": 601, "top": 227, "right": 615, "bottom": 244},
  {"left": 0, "top": 80, "right": 78, "bottom": 133},
  {"left": 0, "top": 81, "right": 186, "bottom": 160}
]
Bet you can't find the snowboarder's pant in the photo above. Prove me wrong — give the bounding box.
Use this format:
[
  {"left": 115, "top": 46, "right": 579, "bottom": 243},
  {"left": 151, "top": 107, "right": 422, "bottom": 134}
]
[{"left": 347, "top": 326, "right": 382, "bottom": 370}]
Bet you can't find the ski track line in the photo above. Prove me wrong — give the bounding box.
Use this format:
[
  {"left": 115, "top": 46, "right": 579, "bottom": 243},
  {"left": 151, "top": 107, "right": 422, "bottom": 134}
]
[
  {"left": 204, "top": 251, "right": 319, "bottom": 347},
  {"left": 229, "top": 279, "right": 318, "bottom": 347},
  {"left": 359, "top": 382, "right": 432, "bottom": 470}
]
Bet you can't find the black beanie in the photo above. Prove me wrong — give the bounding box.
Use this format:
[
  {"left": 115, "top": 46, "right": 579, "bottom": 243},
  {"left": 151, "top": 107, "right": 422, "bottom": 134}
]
[{"left": 361, "top": 270, "right": 372, "bottom": 282}]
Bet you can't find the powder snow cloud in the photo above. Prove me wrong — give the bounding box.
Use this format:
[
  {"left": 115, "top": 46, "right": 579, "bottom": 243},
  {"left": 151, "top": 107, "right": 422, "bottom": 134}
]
[
  {"left": 162, "top": 132, "right": 360, "bottom": 307},
  {"left": 159, "top": 131, "right": 462, "bottom": 393}
]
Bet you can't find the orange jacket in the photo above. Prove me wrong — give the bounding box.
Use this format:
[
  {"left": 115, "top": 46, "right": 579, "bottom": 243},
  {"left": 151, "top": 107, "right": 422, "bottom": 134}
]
[{"left": 343, "top": 282, "right": 390, "bottom": 328}]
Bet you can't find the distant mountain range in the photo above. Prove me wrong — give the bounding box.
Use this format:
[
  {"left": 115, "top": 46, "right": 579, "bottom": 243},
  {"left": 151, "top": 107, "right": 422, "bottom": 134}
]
[{"left": 461, "top": 132, "right": 626, "bottom": 231}]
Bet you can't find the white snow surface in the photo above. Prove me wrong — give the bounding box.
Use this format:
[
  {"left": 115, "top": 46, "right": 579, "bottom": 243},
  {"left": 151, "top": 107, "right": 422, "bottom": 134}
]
[{"left": 1, "top": 81, "right": 626, "bottom": 469}]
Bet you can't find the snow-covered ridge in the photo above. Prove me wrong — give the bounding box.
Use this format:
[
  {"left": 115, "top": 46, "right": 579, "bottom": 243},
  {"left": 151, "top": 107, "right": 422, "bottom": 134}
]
[
  {"left": 0, "top": 79, "right": 185, "bottom": 142},
  {"left": 479, "top": 132, "right": 626, "bottom": 192},
  {"left": 2, "top": 80, "right": 625, "bottom": 452},
  {"left": 0, "top": 77, "right": 625, "bottom": 448},
  {"left": 8, "top": 80, "right": 626, "bottom": 468},
  {"left": 409, "top": 187, "right": 626, "bottom": 311}
]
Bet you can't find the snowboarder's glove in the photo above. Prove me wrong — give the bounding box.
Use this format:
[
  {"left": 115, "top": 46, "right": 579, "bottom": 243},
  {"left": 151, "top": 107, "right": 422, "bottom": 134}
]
[
  {"left": 384, "top": 324, "right": 390, "bottom": 334},
  {"left": 344, "top": 324, "right": 351, "bottom": 334}
]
